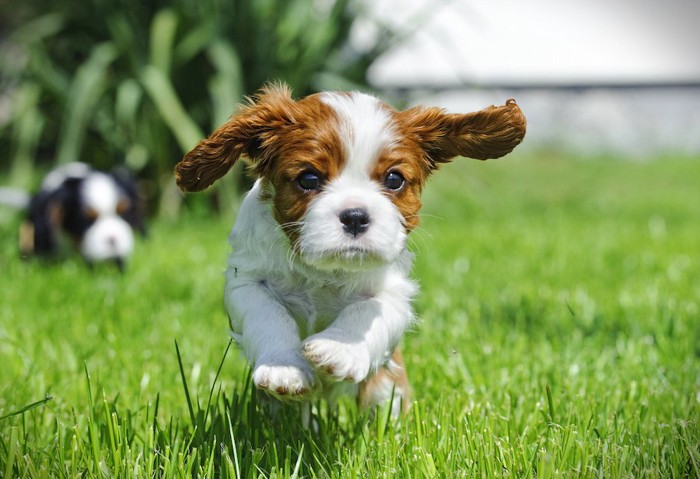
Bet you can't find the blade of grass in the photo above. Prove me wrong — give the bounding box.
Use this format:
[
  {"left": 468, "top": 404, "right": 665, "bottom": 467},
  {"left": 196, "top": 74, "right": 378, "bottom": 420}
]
[
  {"left": 226, "top": 410, "right": 242, "bottom": 479},
  {"left": 203, "top": 339, "right": 234, "bottom": 427},
  {"left": 8, "top": 82, "right": 45, "bottom": 186},
  {"left": 0, "top": 395, "right": 53, "bottom": 421},
  {"left": 140, "top": 64, "right": 204, "bottom": 152},
  {"left": 206, "top": 39, "right": 244, "bottom": 127},
  {"left": 3, "top": 426, "right": 18, "bottom": 478},
  {"left": 149, "top": 8, "right": 178, "bottom": 75},
  {"left": 545, "top": 384, "right": 556, "bottom": 426},
  {"left": 175, "top": 339, "right": 197, "bottom": 426},
  {"left": 55, "top": 42, "right": 118, "bottom": 165},
  {"left": 9, "top": 12, "right": 64, "bottom": 44}
]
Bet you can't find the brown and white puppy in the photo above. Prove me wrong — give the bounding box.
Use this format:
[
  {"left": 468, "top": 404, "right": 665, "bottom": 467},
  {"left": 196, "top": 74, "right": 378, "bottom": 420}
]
[{"left": 175, "top": 84, "right": 525, "bottom": 415}]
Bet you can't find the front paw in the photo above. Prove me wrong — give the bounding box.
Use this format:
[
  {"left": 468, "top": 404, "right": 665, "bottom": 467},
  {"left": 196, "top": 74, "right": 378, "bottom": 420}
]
[
  {"left": 303, "top": 333, "right": 371, "bottom": 383},
  {"left": 253, "top": 355, "right": 316, "bottom": 398}
]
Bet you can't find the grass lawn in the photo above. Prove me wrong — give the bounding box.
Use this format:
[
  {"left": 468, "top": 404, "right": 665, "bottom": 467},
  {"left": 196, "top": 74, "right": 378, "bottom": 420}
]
[{"left": 1, "top": 153, "right": 698, "bottom": 477}]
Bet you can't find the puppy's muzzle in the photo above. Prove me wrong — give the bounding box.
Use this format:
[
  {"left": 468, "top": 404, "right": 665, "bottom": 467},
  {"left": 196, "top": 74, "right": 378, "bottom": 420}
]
[{"left": 339, "top": 208, "right": 370, "bottom": 237}]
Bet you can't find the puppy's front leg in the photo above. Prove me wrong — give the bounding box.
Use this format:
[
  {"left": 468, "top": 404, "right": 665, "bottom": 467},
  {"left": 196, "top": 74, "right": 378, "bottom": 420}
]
[
  {"left": 226, "top": 281, "right": 316, "bottom": 398},
  {"left": 303, "top": 285, "right": 414, "bottom": 383}
]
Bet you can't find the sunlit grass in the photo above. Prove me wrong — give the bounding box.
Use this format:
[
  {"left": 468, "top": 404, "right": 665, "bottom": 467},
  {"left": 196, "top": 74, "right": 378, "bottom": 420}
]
[{"left": 1, "top": 154, "right": 698, "bottom": 477}]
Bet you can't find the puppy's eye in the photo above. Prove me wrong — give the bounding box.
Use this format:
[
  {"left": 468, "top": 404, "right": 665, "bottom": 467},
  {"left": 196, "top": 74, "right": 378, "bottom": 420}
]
[
  {"left": 297, "top": 171, "right": 322, "bottom": 191},
  {"left": 383, "top": 171, "right": 405, "bottom": 191}
]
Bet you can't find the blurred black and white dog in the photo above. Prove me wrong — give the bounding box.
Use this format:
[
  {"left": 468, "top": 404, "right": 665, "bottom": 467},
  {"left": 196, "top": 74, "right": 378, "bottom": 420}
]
[{"left": 18, "top": 162, "right": 145, "bottom": 270}]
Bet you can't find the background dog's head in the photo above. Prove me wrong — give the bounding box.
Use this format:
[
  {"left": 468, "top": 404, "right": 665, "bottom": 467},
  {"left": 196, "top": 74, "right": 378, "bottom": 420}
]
[
  {"left": 23, "top": 162, "right": 145, "bottom": 269},
  {"left": 176, "top": 84, "right": 525, "bottom": 270}
]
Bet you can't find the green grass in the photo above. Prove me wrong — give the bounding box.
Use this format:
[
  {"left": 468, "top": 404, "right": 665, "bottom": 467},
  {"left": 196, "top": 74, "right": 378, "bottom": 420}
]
[{"left": 1, "top": 154, "right": 699, "bottom": 477}]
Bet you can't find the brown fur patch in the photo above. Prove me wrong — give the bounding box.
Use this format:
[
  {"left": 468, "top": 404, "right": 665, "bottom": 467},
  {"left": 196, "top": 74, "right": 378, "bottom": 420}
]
[
  {"left": 358, "top": 348, "right": 411, "bottom": 414},
  {"left": 19, "top": 221, "right": 35, "bottom": 256},
  {"left": 373, "top": 100, "right": 437, "bottom": 231},
  {"left": 370, "top": 141, "right": 431, "bottom": 232}
]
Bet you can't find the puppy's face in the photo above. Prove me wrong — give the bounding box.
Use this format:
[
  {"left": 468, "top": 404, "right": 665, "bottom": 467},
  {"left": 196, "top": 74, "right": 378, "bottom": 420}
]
[
  {"left": 78, "top": 172, "right": 136, "bottom": 262},
  {"left": 260, "top": 92, "right": 433, "bottom": 270},
  {"left": 176, "top": 84, "right": 526, "bottom": 270}
]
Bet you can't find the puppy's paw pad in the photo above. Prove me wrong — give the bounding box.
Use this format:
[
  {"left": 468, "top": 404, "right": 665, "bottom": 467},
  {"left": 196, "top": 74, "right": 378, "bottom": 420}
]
[
  {"left": 253, "top": 363, "right": 315, "bottom": 398},
  {"left": 303, "top": 336, "right": 370, "bottom": 383}
]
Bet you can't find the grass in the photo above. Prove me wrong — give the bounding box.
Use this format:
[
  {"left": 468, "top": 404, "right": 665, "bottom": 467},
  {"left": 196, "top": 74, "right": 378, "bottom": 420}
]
[{"left": 1, "top": 153, "right": 699, "bottom": 477}]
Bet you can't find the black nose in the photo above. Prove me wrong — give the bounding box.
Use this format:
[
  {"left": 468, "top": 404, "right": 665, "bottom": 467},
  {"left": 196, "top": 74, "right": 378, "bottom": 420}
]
[{"left": 339, "top": 208, "right": 370, "bottom": 237}]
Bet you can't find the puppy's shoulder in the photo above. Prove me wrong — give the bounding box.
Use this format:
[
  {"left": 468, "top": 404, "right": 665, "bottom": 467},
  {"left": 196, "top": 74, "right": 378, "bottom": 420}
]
[
  {"left": 229, "top": 181, "right": 278, "bottom": 243},
  {"left": 227, "top": 180, "right": 292, "bottom": 275}
]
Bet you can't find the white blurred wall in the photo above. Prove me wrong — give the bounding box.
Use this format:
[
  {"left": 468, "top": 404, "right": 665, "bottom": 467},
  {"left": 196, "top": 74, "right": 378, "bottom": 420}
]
[{"left": 359, "top": 0, "right": 700, "bottom": 157}]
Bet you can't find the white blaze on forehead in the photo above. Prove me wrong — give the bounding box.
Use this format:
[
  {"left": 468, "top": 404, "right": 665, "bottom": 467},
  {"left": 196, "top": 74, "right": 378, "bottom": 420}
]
[
  {"left": 298, "top": 92, "right": 407, "bottom": 269},
  {"left": 82, "top": 173, "right": 121, "bottom": 214},
  {"left": 320, "top": 91, "right": 397, "bottom": 182}
]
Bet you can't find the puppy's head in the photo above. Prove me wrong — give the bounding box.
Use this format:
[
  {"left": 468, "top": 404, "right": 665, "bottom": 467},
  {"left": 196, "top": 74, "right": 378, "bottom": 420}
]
[
  {"left": 25, "top": 163, "right": 145, "bottom": 268},
  {"left": 176, "top": 84, "right": 525, "bottom": 270},
  {"left": 77, "top": 171, "right": 137, "bottom": 263}
]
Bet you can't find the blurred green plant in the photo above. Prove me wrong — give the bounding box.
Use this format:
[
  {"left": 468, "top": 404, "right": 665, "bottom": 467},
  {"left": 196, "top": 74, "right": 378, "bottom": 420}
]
[{"left": 0, "top": 0, "right": 400, "bottom": 216}]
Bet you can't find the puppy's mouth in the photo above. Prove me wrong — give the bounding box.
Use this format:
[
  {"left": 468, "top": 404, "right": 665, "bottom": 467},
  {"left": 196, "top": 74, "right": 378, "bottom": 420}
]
[{"left": 299, "top": 245, "right": 386, "bottom": 271}]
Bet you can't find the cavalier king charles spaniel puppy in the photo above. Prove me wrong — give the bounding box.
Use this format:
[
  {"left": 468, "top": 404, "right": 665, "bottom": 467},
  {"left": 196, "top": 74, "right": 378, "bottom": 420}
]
[
  {"left": 175, "top": 84, "right": 525, "bottom": 416},
  {"left": 21, "top": 162, "right": 145, "bottom": 270}
]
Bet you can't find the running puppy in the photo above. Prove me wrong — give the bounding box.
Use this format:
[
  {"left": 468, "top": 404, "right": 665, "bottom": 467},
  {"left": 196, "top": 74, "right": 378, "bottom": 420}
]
[{"left": 175, "top": 84, "right": 525, "bottom": 414}]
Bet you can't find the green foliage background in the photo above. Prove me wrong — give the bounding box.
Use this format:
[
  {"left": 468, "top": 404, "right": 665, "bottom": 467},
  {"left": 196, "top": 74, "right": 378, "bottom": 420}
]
[{"left": 0, "top": 0, "right": 397, "bottom": 214}]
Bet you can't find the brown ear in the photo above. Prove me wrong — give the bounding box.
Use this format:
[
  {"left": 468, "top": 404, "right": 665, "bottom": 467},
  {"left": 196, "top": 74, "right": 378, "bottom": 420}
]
[
  {"left": 397, "top": 99, "right": 526, "bottom": 167},
  {"left": 175, "top": 83, "right": 296, "bottom": 192}
]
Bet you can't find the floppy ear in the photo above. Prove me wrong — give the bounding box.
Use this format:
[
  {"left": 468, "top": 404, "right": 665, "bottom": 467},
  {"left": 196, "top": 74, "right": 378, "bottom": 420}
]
[
  {"left": 397, "top": 99, "right": 526, "bottom": 168},
  {"left": 175, "top": 83, "right": 297, "bottom": 192}
]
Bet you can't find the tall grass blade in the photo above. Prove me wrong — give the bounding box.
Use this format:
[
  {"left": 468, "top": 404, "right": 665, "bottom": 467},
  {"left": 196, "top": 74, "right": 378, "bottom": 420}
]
[
  {"left": 207, "top": 40, "right": 244, "bottom": 127},
  {"left": 55, "top": 42, "right": 118, "bottom": 165},
  {"left": 175, "top": 339, "right": 197, "bottom": 426},
  {"left": 8, "top": 83, "right": 44, "bottom": 186},
  {"left": 9, "top": 12, "right": 64, "bottom": 44},
  {"left": 141, "top": 65, "right": 204, "bottom": 151},
  {"left": 115, "top": 79, "right": 143, "bottom": 129},
  {"left": 291, "top": 443, "right": 304, "bottom": 479},
  {"left": 173, "top": 22, "right": 215, "bottom": 65},
  {"left": 545, "top": 384, "right": 556, "bottom": 425},
  {"left": 0, "top": 395, "right": 53, "bottom": 421},
  {"left": 226, "top": 410, "right": 242, "bottom": 479},
  {"left": 150, "top": 8, "right": 178, "bottom": 74},
  {"left": 203, "top": 339, "right": 234, "bottom": 427},
  {"left": 3, "top": 426, "right": 18, "bottom": 478}
]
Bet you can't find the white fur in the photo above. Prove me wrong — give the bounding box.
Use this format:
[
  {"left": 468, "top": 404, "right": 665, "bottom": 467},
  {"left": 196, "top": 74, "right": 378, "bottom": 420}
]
[
  {"left": 80, "top": 173, "right": 134, "bottom": 261},
  {"left": 80, "top": 216, "right": 134, "bottom": 261},
  {"left": 82, "top": 173, "right": 120, "bottom": 216},
  {"left": 319, "top": 92, "right": 396, "bottom": 177}
]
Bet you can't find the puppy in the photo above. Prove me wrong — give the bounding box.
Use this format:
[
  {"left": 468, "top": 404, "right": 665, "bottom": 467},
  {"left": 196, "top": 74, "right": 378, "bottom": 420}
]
[
  {"left": 21, "top": 162, "right": 145, "bottom": 270},
  {"left": 175, "top": 84, "right": 525, "bottom": 415}
]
